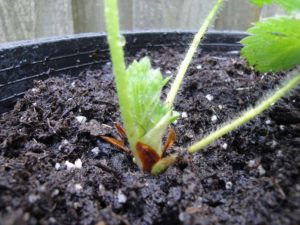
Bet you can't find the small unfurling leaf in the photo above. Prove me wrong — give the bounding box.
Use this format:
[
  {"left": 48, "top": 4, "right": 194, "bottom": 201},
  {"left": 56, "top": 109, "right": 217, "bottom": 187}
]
[{"left": 122, "top": 57, "right": 178, "bottom": 169}]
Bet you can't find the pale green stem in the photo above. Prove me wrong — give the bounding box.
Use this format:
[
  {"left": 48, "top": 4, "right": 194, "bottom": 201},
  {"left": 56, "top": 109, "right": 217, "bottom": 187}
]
[
  {"left": 188, "top": 70, "right": 300, "bottom": 153},
  {"left": 165, "top": 0, "right": 224, "bottom": 107},
  {"left": 151, "top": 153, "right": 178, "bottom": 175},
  {"left": 104, "top": 0, "right": 135, "bottom": 150}
]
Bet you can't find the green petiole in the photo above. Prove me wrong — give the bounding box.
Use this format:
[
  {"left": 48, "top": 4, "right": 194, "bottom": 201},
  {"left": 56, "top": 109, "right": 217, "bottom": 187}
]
[
  {"left": 188, "top": 70, "right": 300, "bottom": 153},
  {"left": 103, "top": 0, "right": 134, "bottom": 151},
  {"left": 166, "top": 0, "right": 224, "bottom": 107}
]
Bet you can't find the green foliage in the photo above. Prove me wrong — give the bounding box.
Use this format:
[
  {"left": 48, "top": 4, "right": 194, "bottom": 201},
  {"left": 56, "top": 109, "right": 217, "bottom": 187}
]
[
  {"left": 106, "top": 0, "right": 300, "bottom": 171},
  {"left": 241, "top": 17, "right": 300, "bottom": 72},
  {"left": 249, "top": 0, "right": 300, "bottom": 13},
  {"left": 274, "top": 0, "right": 300, "bottom": 12},
  {"left": 190, "top": 3, "right": 300, "bottom": 153},
  {"left": 126, "top": 58, "right": 171, "bottom": 134},
  {"left": 125, "top": 57, "right": 178, "bottom": 155},
  {"left": 104, "top": 0, "right": 179, "bottom": 173},
  {"left": 250, "top": 0, "right": 272, "bottom": 7}
]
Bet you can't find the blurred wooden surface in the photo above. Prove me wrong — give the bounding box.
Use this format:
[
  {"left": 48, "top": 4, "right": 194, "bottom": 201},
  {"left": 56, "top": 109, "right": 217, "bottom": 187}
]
[
  {"left": 0, "top": 0, "right": 284, "bottom": 43},
  {"left": 132, "top": 0, "right": 215, "bottom": 30},
  {"left": 215, "top": 0, "right": 261, "bottom": 30},
  {"left": 0, "top": 0, "right": 73, "bottom": 43},
  {"left": 71, "top": 0, "right": 133, "bottom": 33}
]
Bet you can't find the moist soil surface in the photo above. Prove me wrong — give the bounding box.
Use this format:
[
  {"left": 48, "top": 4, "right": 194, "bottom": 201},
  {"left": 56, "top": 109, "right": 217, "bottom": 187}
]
[{"left": 1, "top": 47, "right": 300, "bottom": 225}]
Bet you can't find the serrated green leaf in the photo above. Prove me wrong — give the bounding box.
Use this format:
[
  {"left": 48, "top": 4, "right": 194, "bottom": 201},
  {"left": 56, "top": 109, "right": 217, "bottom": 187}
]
[
  {"left": 274, "top": 0, "right": 300, "bottom": 13},
  {"left": 126, "top": 57, "right": 170, "bottom": 133},
  {"left": 249, "top": 0, "right": 300, "bottom": 13},
  {"left": 241, "top": 17, "right": 300, "bottom": 72},
  {"left": 124, "top": 57, "right": 178, "bottom": 155},
  {"left": 249, "top": 0, "right": 272, "bottom": 7}
]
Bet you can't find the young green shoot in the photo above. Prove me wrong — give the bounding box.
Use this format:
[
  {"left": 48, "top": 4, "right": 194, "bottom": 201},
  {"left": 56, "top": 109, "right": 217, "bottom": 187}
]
[
  {"left": 104, "top": 0, "right": 179, "bottom": 174},
  {"left": 104, "top": 0, "right": 225, "bottom": 174}
]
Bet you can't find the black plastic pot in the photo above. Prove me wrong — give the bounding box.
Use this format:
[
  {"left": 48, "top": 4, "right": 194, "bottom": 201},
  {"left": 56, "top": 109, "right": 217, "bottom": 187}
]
[{"left": 0, "top": 31, "right": 246, "bottom": 114}]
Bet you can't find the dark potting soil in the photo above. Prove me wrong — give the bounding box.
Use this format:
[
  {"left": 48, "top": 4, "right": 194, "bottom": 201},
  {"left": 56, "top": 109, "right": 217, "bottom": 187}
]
[{"left": 0, "top": 47, "right": 300, "bottom": 225}]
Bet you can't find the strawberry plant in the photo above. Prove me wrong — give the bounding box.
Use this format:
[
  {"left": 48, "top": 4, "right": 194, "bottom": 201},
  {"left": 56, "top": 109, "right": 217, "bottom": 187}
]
[
  {"left": 104, "top": 0, "right": 300, "bottom": 174},
  {"left": 104, "top": 0, "right": 224, "bottom": 174}
]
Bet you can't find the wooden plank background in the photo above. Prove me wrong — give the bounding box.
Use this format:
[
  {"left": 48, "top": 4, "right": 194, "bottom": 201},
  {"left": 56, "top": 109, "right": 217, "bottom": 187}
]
[{"left": 0, "top": 0, "right": 284, "bottom": 43}]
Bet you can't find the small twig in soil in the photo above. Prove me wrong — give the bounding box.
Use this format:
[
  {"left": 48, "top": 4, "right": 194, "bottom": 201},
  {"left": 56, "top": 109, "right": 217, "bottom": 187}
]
[
  {"left": 95, "top": 162, "right": 122, "bottom": 179},
  {"left": 98, "top": 135, "right": 131, "bottom": 155},
  {"left": 272, "top": 178, "right": 287, "bottom": 200},
  {"left": 47, "top": 118, "right": 57, "bottom": 134}
]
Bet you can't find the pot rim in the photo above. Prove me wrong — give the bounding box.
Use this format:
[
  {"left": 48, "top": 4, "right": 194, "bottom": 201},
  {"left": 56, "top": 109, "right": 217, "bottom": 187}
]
[
  {"left": 0, "top": 30, "right": 247, "bottom": 50},
  {"left": 0, "top": 30, "right": 247, "bottom": 114}
]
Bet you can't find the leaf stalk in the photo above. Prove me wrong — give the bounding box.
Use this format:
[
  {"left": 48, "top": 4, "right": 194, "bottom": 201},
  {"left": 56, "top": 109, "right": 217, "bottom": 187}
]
[
  {"left": 165, "top": 0, "right": 224, "bottom": 107},
  {"left": 188, "top": 70, "right": 300, "bottom": 153}
]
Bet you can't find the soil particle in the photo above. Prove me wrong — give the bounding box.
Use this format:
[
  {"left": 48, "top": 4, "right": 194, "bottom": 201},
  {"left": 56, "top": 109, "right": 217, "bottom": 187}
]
[{"left": 0, "top": 47, "right": 299, "bottom": 225}]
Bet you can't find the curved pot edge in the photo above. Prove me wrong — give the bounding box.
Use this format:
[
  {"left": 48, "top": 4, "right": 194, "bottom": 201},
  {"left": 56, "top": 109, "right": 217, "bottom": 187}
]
[{"left": 0, "top": 30, "right": 247, "bottom": 50}]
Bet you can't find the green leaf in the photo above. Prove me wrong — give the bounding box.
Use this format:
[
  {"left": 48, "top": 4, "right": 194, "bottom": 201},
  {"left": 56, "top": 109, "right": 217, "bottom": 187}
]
[
  {"left": 124, "top": 57, "right": 178, "bottom": 155},
  {"left": 249, "top": 0, "right": 300, "bottom": 12},
  {"left": 249, "top": 0, "right": 272, "bottom": 7},
  {"left": 274, "top": 0, "right": 300, "bottom": 12},
  {"left": 241, "top": 17, "right": 300, "bottom": 72}
]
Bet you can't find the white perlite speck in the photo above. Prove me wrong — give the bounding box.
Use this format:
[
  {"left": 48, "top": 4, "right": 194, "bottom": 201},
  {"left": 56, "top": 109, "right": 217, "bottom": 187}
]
[
  {"left": 31, "top": 88, "right": 40, "bottom": 93},
  {"left": 51, "top": 189, "right": 60, "bottom": 197},
  {"left": 91, "top": 147, "right": 100, "bottom": 155},
  {"left": 205, "top": 94, "right": 214, "bottom": 101},
  {"left": 99, "top": 184, "right": 105, "bottom": 191},
  {"left": 248, "top": 160, "right": 256, "bottom": 168},
  {"left": 179, "top": 212, "right": 186, "bottom": 222},
  {"left": 181, "top": 112, "right": 188, "bottom": 118},
  {"left": 165, "top": 70, "right": 172, "bottom": 75},
  {"left": 65, "top": 161, "right": 75, "bottom": 170},
  {"left": 225, "top": 181, "right": 233, "bottom": 190},
  {"left": 265, "top": 120, "right": 272, "bottom": 125},
  {"left": 279, "top": 125, "right": 285, "bottom": 131},
  {"left": 65, "top": 159, "right": 82, "bottom": 170},
  {"left": 277, "top": 150, "right": 283, "bottom": 157},
  {"left": 258, "top": 165, "right": 266, "bottom": 176},
  {"left": 74, "top": 159, "right": 82, "bottom": 169},
  {"left": 28, "top": 194, "right": 40, "bottom": 203},
  {"left": 75, "top": 184, "right": 83, "bottom": 191},
  {"left": 221, "top": 143, "right": 228, "bottom": 150},
  {"left": 59, "top": 140, "right": 69, "bottom": 150},
  {"left": 49, "top": 218, "right": 56, "bottom": 223},
  {"left": 75, "top": 116, "right": 87, "bottom": 124},
  {"left": 211, "top": 115, "right": 217, "bottom": 122},
  {"left": 55, "top": 163, "right": 60, "bottom": 170},
  {"left": 271, "top": 140, "right": 277, "bottom": 148},
  {"left": 117, "top": 190, "right": 127, "bottom": 203},
  {"left": 196, "top": 64, "right": 202, "bottom": 70}
]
